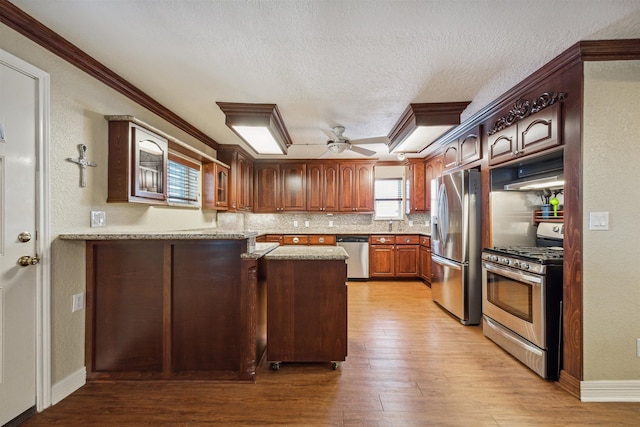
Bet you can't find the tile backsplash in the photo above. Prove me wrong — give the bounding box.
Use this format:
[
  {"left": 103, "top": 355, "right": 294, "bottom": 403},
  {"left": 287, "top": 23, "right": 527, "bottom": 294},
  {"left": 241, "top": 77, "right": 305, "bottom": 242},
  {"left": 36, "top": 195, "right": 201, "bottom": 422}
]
[{"left": 217, "top": 212, "right": 431, "bottom": 234}]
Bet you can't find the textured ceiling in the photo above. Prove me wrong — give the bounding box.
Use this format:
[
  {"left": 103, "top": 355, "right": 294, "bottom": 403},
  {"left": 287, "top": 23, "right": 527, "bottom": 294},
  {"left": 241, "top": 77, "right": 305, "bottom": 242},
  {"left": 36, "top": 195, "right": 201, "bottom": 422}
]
[{"left": 10, "top": 0, "right": 640, "bottom": 160}]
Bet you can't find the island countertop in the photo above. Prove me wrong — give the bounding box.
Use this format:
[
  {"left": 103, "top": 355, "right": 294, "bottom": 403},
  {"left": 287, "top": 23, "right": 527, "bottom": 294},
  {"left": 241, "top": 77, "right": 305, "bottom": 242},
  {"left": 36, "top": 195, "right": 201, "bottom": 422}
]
[
  {"left": 264, "top": 245, "right": 348, "bottom": 260},
  {"left": 57, "top": 228, "right": 259, "bottom": 240}
]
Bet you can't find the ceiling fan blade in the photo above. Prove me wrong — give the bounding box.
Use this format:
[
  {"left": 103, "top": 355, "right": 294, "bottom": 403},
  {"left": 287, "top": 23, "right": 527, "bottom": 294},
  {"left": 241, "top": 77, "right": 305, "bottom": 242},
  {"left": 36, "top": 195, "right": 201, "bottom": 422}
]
[
  {"left": 350, "top": 145, "right": 377, "bottom": 157},
  {"left": 319, "top": 149, "right": 335, "bottom": 159},
  {"left": 321, "top": 129, "right": 339, "bottom": 141},
  {"left": 350, "top": 136, "right": 390, "bottom": 145}
]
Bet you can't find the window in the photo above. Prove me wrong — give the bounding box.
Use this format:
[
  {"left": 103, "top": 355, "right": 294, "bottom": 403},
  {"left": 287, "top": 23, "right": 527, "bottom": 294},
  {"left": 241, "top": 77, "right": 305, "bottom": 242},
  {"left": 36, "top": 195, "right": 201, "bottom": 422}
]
[
  {"left": 374, "top": 178, "right": 404, "bottom": 219},
  {"left": 167, "top": 153, "right": 200, "bottom": 206}
]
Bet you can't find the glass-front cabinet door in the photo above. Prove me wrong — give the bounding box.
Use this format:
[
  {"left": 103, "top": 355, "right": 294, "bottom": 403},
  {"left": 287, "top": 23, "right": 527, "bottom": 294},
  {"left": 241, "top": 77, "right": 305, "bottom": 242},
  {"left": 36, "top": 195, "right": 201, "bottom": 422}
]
[{"left": 132, "top": 126, "right": 168, "bottom": 201}]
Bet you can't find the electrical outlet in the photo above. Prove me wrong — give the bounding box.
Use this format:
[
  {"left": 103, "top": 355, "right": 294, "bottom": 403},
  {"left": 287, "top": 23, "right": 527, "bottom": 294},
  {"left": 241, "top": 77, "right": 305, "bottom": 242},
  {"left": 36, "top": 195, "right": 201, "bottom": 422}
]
[
  {"left": 72, "top": 292, "right": 85, "bottom": 312},
  {"left": 91, "top": 211, "right": 106, "bottom": 227},
  {"left": 329, "top": 220, "right": 333, "bottom": 227},
  {"left": 293, "top": 220, "right": 298, "bottom": 227},
  {"left": 408, "top": 220, "right": 414, "bottom": 227},
  {"left": 304, "top": 221, "right": 309, "bottom": 227},
  {"left": 637, "top": 338, "right": 640, "bottom": 357}
]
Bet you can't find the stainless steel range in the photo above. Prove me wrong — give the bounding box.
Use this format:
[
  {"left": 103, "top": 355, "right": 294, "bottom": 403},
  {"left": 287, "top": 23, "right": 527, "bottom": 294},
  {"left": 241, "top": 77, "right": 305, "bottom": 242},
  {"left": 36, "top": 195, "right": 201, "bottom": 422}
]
[{"left": 481, "top": 222, "right": 563, "bottom": 380}]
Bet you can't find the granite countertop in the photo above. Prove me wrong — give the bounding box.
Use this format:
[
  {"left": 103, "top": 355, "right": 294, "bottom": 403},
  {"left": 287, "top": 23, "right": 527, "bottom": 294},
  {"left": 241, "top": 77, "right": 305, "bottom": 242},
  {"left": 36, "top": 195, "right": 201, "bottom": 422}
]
[
  {"left": 57, "top": 228, "right": 259, "bottom": 240},
  {"left": 241, "top": 242, "right": 280, "bottom": 259},
  {"left": 264, "top": 245, "right": 349, "bottom": 260}
]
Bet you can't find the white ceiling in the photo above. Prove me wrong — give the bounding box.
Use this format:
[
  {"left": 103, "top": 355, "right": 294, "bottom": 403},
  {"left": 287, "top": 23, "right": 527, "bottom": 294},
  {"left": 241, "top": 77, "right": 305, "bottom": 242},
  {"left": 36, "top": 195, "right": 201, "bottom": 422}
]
[{"left": 11, "top": 0, "right": 640, "bottom": 160}]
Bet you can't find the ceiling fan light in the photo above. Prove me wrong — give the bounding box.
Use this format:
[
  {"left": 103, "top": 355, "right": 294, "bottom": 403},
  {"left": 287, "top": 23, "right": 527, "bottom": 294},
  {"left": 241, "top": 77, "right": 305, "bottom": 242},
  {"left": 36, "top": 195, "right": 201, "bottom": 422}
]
[{"left": 328, "top": 142, "right": 348, "bottom": 153}]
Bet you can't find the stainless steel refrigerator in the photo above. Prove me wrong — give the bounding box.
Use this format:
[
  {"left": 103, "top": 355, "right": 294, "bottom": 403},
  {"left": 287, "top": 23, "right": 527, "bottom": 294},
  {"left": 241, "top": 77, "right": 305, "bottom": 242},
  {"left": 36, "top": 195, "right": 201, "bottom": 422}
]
[{"left": 430, "top": 169, "right": 482, "bottom": 325}]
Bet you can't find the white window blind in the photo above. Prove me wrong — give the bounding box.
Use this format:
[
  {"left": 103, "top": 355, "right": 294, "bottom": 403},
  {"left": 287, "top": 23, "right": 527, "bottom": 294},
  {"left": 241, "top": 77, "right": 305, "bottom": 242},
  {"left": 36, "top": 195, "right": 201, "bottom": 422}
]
[
  {"left": 374, "top": 178, "right": 403, "bottom": 219},
  {"left": 167, "top": 157, "right": 200, "bottom": 205}
]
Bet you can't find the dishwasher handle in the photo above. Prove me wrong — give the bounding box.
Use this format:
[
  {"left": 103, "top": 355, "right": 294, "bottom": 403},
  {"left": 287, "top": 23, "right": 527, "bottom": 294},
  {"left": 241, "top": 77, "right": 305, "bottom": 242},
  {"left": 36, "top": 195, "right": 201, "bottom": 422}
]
[{"left": 336, "top": 235, "right": 369, "bottom": 243}]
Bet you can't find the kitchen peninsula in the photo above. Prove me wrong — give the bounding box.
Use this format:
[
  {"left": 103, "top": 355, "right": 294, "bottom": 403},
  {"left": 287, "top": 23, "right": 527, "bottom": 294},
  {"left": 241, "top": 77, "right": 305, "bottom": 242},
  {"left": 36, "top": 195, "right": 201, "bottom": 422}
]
[{"left": 58, "top": 230, "right": 348, "bottom": 382}]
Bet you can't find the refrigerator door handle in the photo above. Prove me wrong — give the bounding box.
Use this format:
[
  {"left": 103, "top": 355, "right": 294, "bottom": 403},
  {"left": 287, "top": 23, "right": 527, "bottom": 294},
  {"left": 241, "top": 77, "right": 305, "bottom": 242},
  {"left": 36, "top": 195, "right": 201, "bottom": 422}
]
[{"left": 431, "top": 254, "right": 462, "bottom": 270}]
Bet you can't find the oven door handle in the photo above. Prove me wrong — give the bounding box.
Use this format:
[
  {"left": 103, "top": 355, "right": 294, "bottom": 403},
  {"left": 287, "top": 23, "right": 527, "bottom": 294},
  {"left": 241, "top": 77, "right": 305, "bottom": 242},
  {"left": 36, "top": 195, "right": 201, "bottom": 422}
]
[{"left": 483, "top": 262, "right": 542, "bottom": 286}]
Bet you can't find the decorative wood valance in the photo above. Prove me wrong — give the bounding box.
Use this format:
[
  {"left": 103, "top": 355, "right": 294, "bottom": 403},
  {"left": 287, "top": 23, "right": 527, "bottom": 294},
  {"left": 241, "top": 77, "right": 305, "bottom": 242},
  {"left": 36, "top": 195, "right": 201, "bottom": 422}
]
[{"left": 487, "top": 92, "right": 567, "bottom": 135}]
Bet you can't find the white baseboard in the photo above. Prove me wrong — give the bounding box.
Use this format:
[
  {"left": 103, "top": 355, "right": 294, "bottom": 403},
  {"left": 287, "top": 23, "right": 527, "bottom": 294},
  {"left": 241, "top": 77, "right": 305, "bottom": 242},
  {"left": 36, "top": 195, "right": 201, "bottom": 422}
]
[
  {"left": 51, "top": 366, "right": 86, "bottom": 405},
  {"left": 581, "top": 380, "right": 640, "bottom": 402}
]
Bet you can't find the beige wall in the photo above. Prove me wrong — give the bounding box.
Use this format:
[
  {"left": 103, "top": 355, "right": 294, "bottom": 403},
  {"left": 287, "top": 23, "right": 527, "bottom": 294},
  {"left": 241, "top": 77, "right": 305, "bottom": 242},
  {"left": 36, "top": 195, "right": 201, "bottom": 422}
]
[
  {"left": 583, "top": 60, "right": 640, "bottom": 380},
  {"left": 0, "top": 26, "right": 217, "bottom": 383}
]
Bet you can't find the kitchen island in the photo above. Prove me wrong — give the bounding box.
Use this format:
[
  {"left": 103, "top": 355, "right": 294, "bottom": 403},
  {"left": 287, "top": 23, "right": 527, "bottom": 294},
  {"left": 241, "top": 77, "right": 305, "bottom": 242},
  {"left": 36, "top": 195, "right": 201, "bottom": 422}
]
[
  {"left": 263, "top": 245, "right": 349, "bottom": 370},
  {"left": 59, "top": 229, "right": 349, "bottom": 381},
  {"left": 59, "top": 229, "right": 276, "bottom": 382}
]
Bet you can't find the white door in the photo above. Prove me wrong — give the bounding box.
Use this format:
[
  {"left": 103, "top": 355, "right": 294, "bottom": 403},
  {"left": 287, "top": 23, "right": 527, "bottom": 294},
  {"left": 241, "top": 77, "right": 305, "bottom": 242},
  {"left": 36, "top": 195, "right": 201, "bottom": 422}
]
[{"left": 0, "top": 56, "right": 39, "bottom": 425}]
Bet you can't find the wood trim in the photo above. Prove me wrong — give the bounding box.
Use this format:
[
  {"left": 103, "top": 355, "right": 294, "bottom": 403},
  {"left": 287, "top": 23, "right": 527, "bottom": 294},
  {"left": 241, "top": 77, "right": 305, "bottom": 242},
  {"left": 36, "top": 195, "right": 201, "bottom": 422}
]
[
  {"left": 578, "top": 39, "right": 640, "bottom": 61},
  {"left": 0, "top": 1, "right": 220, "bottom": 151},
  {"left": 85, "top": 242, "right": 96, "bottom": 377},
  {"left": 558, "top": 370, "right": 582, "bottom": 399},
  {"left": 162, "top": 243, "right": 172, "bottom": 379},
  {"left": 168, "top": 152, "right": 201, "bottom": 171}
]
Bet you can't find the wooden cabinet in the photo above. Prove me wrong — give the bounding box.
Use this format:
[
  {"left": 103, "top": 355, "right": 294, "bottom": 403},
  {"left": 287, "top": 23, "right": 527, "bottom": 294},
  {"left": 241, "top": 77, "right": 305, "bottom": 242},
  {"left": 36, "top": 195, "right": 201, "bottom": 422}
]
[
  {"left": 369, "top": 235, "right": 395, "bottom": 278},
  {"left": 407, "top": 159, "right": 427, "bottom": 213},
  {"left": 488, "top": 103, "right": 561, "bottom": 166},
  {"left": 339, "top": 162, "right": 374, "bottom": 213},
  {"left": 86, "top": 239, "right": 265, "bottom": 381},
  {"left": 369, "top": 235, "right": 419, "bottom": 278},
  {"left": 265, "top": 257, "right": 347, "bottom": 365},
  {"left": 419, "top": 235, "right": 431, "bottom": 283},
  {"left": 283, "top": 235, "right": 309, "bottom": 245},
  {"left": 307, "top": 162, "right": 339, "bottom": 212},
  {"left": 308, "top": 234, "right": 336, "bottom": 245},
  {"left": 283, "top": 234, "right": 336, "bottom": 245},
  {"left": 264, "top": 234, "right": 284, "bottom": 245},
  {"left": 254, "top": 162, "right": 306, "bottom": 212},
  {"left": 202, "top": 162, "right": 229, "bottom": 210},
  {"left": 424, "top": 155, "right": 443, "bottom": 211},
  {"left": 395, "top": 235, "right": 420, "bottom": 277},
  {"left": 443, "top": 126, "right": 482, "bottom": 172},
  {"left": 217, "top": 146, "right": 254, "bottom": 212},
  {"left": 108, "top": 120, "right": 169, "bottom": 204}
]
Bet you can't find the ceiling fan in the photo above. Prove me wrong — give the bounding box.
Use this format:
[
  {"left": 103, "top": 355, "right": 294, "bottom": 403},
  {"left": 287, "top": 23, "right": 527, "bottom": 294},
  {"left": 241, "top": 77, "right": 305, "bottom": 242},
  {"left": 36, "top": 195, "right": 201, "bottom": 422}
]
[{"left": 320, "top": 126, "right": 389, "bottom": 157}]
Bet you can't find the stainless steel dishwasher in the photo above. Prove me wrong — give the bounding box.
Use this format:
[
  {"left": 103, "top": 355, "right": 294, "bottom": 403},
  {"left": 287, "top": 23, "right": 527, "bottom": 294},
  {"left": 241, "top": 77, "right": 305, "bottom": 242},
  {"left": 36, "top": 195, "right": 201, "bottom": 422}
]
[{"left": 336, "top": 235, "right": 369, "bottom": 280}]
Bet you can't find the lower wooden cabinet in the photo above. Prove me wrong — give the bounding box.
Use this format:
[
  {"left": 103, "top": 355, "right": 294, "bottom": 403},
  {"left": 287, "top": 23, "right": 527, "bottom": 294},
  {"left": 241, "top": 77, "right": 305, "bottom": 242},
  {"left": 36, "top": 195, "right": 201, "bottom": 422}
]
[
  {"left": 369, "top": 235, "right": 419, "bottom": 278},
  {"left": 265, "top": 258, "right": 347, "bottom": 364},
  {"left": 419, "top": 235, "right": 432, "bottom": 283},
  {"left": 86, "top": 239, "right": 265, "bottom": 381}
]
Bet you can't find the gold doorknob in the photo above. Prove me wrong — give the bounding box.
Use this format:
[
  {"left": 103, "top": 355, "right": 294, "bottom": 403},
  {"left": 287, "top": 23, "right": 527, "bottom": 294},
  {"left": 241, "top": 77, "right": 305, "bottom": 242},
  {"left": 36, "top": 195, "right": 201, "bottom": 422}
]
[{"left": 18, "top": 255, "right": 40, "bottom": 267}]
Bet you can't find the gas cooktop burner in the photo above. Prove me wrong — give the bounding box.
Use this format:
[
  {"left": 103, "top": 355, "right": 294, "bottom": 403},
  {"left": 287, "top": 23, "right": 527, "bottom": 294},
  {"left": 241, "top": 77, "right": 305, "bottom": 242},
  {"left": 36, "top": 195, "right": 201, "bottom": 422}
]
[{"left": 484, "top": 246, "right": 564, "bottom": 263}]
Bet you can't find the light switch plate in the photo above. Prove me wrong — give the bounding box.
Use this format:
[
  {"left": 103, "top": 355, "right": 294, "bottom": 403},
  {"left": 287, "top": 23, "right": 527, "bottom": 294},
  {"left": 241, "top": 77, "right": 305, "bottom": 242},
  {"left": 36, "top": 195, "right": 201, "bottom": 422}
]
[
  {"left": 72, "top": 292, "right": 85, "bottom": 312},
  {"left": 589, "top": 212, "right": 609, "bottom": 230},
  {"left": 90, "top": 211, "right": 106, "bottom": 227}
]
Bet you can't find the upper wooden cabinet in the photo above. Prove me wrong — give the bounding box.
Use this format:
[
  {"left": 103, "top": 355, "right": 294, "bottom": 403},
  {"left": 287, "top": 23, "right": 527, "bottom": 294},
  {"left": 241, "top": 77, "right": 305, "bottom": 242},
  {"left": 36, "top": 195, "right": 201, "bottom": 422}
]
[
  {"left": 202, "top": 162, "right": 229, "bottom": 210},
  {"left": 406, "top": 160, "right": 427, "bottom": 213},
  {"left": 339, "top": 162, "right": 374, "bottom": 213},
  {"left": 443, "top": 126, "right": 482, "bottom": 172},
  {"left": 307, "top": 162, "right": 339, "bottom": 212},
  {"left": 254, "top": 160, "right": 372, "bottom": 213},
  {"left": 424, "top": 155, "right": 443, "bottom": 211},
  {"left": 488, "top": 103, "right": 561, "bottom": 166},
  {"left": 254, "top": 162, "right": 306, "bottom": 212},
  {"left": 108, "top": 121, "right": 168, "bottom": 204},
  {"left": 217, "top": 146, "right": 254, "bottom": 212}
]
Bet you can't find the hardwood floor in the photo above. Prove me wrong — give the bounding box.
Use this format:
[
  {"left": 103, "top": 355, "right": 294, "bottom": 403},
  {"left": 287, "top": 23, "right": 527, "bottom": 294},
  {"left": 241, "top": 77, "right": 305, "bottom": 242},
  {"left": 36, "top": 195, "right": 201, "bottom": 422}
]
[{"left": 24, "top": 281, "right": 640, "bottom": 426}]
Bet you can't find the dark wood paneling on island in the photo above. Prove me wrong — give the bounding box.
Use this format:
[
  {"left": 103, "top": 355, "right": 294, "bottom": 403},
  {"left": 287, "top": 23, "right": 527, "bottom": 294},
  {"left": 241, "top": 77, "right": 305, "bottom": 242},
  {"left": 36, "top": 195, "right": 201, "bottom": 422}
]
[{"left": 85, "top": 239, "right": 265, "bottom": 381}]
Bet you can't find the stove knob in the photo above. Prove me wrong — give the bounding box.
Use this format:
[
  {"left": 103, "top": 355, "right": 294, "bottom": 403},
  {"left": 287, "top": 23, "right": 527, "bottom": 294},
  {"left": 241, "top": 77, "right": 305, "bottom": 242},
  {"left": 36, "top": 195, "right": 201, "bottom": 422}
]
[
  {"left": 513, "top": 260, "right": 520, "bottom": 268},
  {"left": 490, "top": 255, "right": 498, "bottom": 262},
  {"left": 520, "top": 262, "right": 530, "bottom": 270}
]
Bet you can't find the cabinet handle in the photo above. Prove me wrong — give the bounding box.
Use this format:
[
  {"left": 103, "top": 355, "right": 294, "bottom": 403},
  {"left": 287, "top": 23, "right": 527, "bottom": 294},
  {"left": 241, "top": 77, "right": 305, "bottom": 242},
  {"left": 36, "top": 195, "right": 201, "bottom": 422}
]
[{"left": 319, "top": 237, "right": 325, "bottom": 243}]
